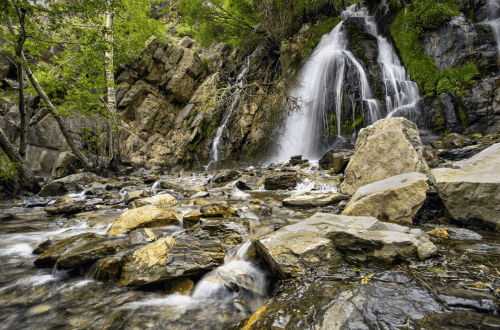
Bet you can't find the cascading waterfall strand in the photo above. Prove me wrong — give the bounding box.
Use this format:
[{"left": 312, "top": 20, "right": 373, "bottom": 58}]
[{"left": 485, "top": 0, "right": 500, "bottom": 54}]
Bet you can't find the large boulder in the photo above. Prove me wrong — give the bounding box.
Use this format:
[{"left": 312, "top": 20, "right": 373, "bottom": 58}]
[
  {"left": 342, "top": 172, "right": 429, "bottom": 226},
  {"left": 119, "top": 237, "right": 225, "bottom": 287},
  {"left": 282, "top": 191, "right": 349, "bottom": 208},
  {"left": 56, "top": 238, "right": 127, "bottom": 270},
  {"left": 34, "top": 233, "right": 103, "bottom": 268},
  {"left": 431, "top": 143, "right": 500, "bottom": 229},
  {"left": 340, "top": 118, "right": 429, "bottom": 195},
  {"left": 255, "top": 213, "right": 437, "bottom": 278},
  {"left": 51, "top": 152, "right": 84, "bottom": 179},
  {"left": 264, "top": 173, "right": 297, "bottom": 190},
  {"left": 212, "top": 169, "right": 239, "bottom": 184},
  {"left": 44, "top": 198, "right": 87, "bottom": 215},
  {"left": 106, "top": 205, "right": 181, "bottom": 235},
  {"left": 189, "top": 219, "right": 251, "bottom": 246},
  {"left": 39, "top": 172, "right": 102, "bottom": 197}
]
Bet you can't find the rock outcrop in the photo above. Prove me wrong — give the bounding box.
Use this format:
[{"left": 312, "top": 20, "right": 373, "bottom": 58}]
[
  {"left": 340, "top": 118, "right": 429, "bottom": 195},
  {"left": 119, "top": 237, "right": 225, "bottom": 287},
  {"left": 343, "top": 172, "right": 429, "bottom": 226},
  {"left": 431, "top": 143, "right": 500, "bottom": 229},
  {"left": 255, "top": 213, "right": 437, "bottom": 278},
  {"left": 106, "top": 205, "right": 181, "bottom": 235}
]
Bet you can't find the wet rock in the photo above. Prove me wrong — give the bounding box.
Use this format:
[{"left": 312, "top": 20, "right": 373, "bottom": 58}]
[
  {"left": 342, "top": 172, "right": 429, "bottom": 226},
  {"left": 92, "top": 255, "right": 124, "bottom": 283},
  {"left": 183, "top": 209, "right": 203, "bottom": 228},
  {"left": 56, "top": 238, "right": 127, "bottom": 270},
  {"left": 282, "top": 191, "right": 349, "bottom": 208},
  {"left": 235, "top": 180, "right": 252, "bottom": 191},
  {"left": 189, "top": 219, "right": 251, "bottom": 246},
  {"left": 190, "top": 191, "right": 210, "bottom": 198},
  {"left": 442, "top": 133, "right": 475, "bottom": 149},
  {"left": 51, "top": 152, "right": 84, "bottom": 179},
  {"left": 182, "top": 185, "right": 209, "bottom": 197},
  {"left": 34, "top": 233, "right": 103, "bottom": 268},
  {"left": 255, "top": 213, "right": 437, "bottom": 278},
  {"left": 213, "top": 169, "right": 239, "bottom": 184},
  {"left": 123, "top": 190, "right": 148, "bottom": 204},
  {"left": 264, "top": 173, "right": 297, "bottom": 190},
  {"left": 119, "top": 237, "right": 225, "bottom": 287},
  {"left": 228, "top": 189, "right": 252, "bottom": 200},
  {"left": 341, "top": 118, "right": 429, "bottom": 195},
  {"left": 128, "top": 228, "right": 158, "bottom": 244},
  {"left": 422, "top": 146, "right": 441, "bottom": 168},
  {"left": 39, "top": 173, "right": 102, "bottom": 197},
  {"left": 431, "top": 143, "right": 500, "bottom": 229},
  {"left": 106, "top": 205, "right": 181, "bottom": 235},
  {"left": 131, "top": 193, "right": 178, "bottom": 208},
  {"left": 437, "top": 145, "right": 486, "bottom": 161},
  {"left": 44, "top": 198, "right": 87, "bottom": 215},
  {"left": 318, "top": 150, "right": 354, "bottom": 171},
  {"left": 200, "top": 201, "right": 235, "bottom": 217}
]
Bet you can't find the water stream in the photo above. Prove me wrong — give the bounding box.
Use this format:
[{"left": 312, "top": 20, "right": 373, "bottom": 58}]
[{"left": 485, "top": 0, "right": 500, "bottom": 54}]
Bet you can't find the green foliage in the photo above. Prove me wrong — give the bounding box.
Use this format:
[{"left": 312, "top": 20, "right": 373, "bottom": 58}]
[
  {"left": 426, "top": 267, "right": 447, "bottom": 274},
  {"left": 391, "top": 0, "right": 477, "bottom": 97},
  {"left": 0, "top": 149, "right": 19, "bottom": 191},
  {"left": 327, "top": 114, "right": 337, "bottom": 136},
  {"left": 302, "top": 17, "right": 342, "bottom": 57}
]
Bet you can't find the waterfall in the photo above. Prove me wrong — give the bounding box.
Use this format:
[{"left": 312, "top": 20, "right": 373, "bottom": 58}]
[
  {"left": 274, "top": 4, "right": 381, "bottom": 162},
  {"left": 209, "top": 51, "right": 257, "bottom": 166},
  {"left": 485, "top": 0, "right": 500, "bottom": 54},
  {"left": 352, "top": 3, "right": 422, "bottom": 122},
  {"left": 273, "top": 2, "right": 425, "bottom": 162}
]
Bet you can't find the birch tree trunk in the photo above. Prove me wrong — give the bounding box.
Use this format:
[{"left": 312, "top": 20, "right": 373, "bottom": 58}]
[{"left": 105, "top": 1, "right": 119, "bottom": 167}]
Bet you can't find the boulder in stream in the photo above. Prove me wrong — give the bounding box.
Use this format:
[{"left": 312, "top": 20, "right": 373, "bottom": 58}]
[
  {"left": 106, "top": 205, "right": 181, "bottom": 235},
  {"left": 56, "top": 238, "right": 127, "bottom": 270},
  {"left": 131, "top": 193, "right": 178, "bottom": 208},
  {"left": 200, "top": 201, "right": 235, "bottom": 217},
  {"left": 119, "top": 237, "right": 225, "bottom": 287},
  {"left": 38, "top": 172, "right": 102, "bottom": 197},
  {"left": 340, "top": 118, "right": 429, "bottom": 195},
  {"left": 212, "top": 169, "right": 239, "bottom": 184},
  {"left": 318, "top": 149, "right": 354, "bottom": 172},
  {"left": 189, "top": 219, "right": 251, "bottom": 246},
  {"left": 34, "top": 233, "right": 103, "bottom": 268},
  {"left": 342, "top": 172, "right": 429, "bottom": 226},
  {"left": 431, "top": 143, "right": 500, "bottom": 229},
  {"left": 255, "top": 213, "right": 438, "bottom": 278},
  {"left": 44, "top": 198, "right": 87, "bottom": 215},
  {"left": 264, "top": 173, "right": 297, "bottom": 190}
]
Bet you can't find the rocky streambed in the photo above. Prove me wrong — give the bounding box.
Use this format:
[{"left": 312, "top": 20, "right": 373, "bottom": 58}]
[{"left": 1, "top": 118, "right": 499, "bottom": 329}]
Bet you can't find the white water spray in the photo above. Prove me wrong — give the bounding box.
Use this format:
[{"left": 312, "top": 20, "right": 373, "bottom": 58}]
[
  {"left": 484, "top": 0, "right": 500, "bottom": 54},
  {"left": 274, "top": 4, "right": 381, "bottom": 162}
]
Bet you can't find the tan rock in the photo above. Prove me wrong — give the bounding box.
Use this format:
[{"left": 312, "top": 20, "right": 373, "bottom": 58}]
[
  {"left": 431, "top": 143, "right": 500, "bottom": 229},
  {"left": 340, "top": 118, "right": 429, "bottom": 195},
  {"left": 106, "top": 205, "right": 181, "bottom": 235},
  {"left": 119, "top": 237, "right": 225, "bottom": 287},
  {"left": 200, "top": 202, "right": 235, "bottom": 217},
  {"left": 343, "top": 172, "right": 429, "bottom": 226},
  {"left": 282, "top": 191, "right": 349, "bottom": 208},
  {"left": 131, "top": 193, "right": 178, "bottom": 208}
]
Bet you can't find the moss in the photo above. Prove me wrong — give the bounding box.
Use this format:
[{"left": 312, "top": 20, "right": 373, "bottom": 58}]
[
  {"left": 459, "top": 104, "right": 469, "bottom": 130},
  {"left": 390, "top": 0, "right": 477, "bottom": 97},
  {"left": 346, "top": 23, "right": 368, "bottom": 66},
  {"left": 468, "top": 9, "right": 474, "bottom": 21},
  {"left": 302, "top": 17, "right": 342, "bottom": 58}
]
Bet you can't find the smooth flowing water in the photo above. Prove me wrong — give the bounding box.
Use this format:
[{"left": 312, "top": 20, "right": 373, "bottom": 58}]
[
  {"left": 274, "top": 4, "right": 381, "bottom": 162},
  {"left": 351, "top": 2, "right": 422, "bottom": 121},
  {"left": 485, "top": 0, "right": 500, "bottom": 53},
  {"left": 209, "top": 51, "right": 257, "bottom": 166}
]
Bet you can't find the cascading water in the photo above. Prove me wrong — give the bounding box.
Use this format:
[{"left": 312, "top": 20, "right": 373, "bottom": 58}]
[
  {"left": 350, "top": 2, "right": 422, "bottom": 122},
  {"left": 274, "top": 4, "right": 381, "bottom": 162},
  {"left": 209, "top": 51, "right": 257, "bottom": 166},
  {"left": 484, "top": 0, "right": 500, "bottom": 53},
  {"left": 273, "top": 2, "right": 426, "bottom": 162},
  {"left": 191, "top": 241, "right": 268, "bottom": 312}
]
